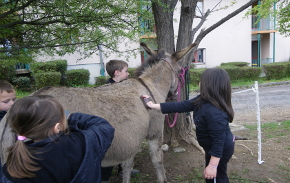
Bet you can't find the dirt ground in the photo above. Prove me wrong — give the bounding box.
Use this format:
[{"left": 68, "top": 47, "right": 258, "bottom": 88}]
[{"left": 110, "top": 83, "right": 290, "bottom": 183}]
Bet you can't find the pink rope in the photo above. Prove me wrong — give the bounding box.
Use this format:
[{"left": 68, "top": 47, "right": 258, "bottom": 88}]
[{"left": 165, "top": 66, "right": 189, "bottom": 128}]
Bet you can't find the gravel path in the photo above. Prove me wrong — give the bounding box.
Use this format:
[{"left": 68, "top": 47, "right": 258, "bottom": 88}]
[{"left": 232, "top": 82, "right": 290, "bottom": 125}]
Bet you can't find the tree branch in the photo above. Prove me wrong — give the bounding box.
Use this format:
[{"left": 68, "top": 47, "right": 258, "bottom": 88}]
[{"left": 194, "top": 0, "right": 260, "bottom": 45}]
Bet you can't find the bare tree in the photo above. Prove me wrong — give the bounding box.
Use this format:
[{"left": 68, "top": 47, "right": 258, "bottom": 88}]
[{"left": 152, "top": 0, "right": 260, "bottom": 151}]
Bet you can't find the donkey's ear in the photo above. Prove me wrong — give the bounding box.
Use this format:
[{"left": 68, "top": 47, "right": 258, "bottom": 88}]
[
  {"left": 140, "top": 42, "right": 157, "bottom": 57},
  {"left": 171, "top": 42, "right": 197, "bottom": 62}
]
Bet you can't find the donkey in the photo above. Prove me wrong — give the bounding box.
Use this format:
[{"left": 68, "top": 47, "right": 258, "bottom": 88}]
[{"left": 0, "top": 42, "right": 197, "bottom": 183}]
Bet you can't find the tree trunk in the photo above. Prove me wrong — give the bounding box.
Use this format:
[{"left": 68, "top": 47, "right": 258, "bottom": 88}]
[
  {"left": 163, "top": 0, "right": 204, "bottom": 152},
  {"left": 152, "top": 0, "right": 178, "bottom": 53},
  {"left": 152, "top": 0, "right": 261, "bottom": 152}
]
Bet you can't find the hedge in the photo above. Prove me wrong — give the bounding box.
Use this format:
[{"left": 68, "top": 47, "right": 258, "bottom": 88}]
[
  {"left": 189, "top": 68, "right": 206, "bottom": 86},
  {"left": 34, "top": 72, "right": 61, "bottom": 89},
  {"left": 95, "top": 76, "right": 109, "bottom": 86},
  {"left": 0, "top": 60, "right": 16, "bottom": 82},
  {"left": 262, "top": 62, "right": 289, "bottom": 80},
  {"left": 12, "top": 76, "right": 32, "bottom": 91},
  {"left": 220, "top": 62, "right": 250, "bottom": 67},
  {"left": 66, "top": 69, "right": 90, "bottom": 86}
]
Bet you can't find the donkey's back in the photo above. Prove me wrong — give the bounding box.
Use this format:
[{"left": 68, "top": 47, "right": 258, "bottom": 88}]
[{"left": 32, "top": 79, "right": 150, "bottom": 166}]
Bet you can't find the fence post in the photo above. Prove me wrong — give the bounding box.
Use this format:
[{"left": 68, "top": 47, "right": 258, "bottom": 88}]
[{"left": 252, "top": 81, "right": 265, "bottom": 164}]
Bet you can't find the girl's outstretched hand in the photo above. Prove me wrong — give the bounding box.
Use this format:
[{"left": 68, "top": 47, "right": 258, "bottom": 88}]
[{"left": 141, "top": 95, "right": 161, "bottom": 110}]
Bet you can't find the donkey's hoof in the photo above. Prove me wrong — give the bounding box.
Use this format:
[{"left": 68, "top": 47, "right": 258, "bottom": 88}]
[{"left": 119, "top": 169, "right": 140, "bottom": 177}]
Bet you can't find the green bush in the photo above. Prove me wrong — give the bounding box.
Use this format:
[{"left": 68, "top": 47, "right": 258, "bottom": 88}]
[
  {"left": 52, "top": 60, "right": 67, "bottom": 85},
  {"left": 34, "top": 72, "right": 61, "bottom": 89},
  {"left": 236, "top": 67, "right": 262, "bottom": 81},
  {"left": 12, "top": 76, "right": 32, "bottom": 91},
  {"left": 189, "top": 68, "right": 206, "bottom": 86},
  {"left": 52, "top": 60, "right": 67, "bottom": 74},
  {"left": 66, "top": 69, "right": 90, "bottom": 86},
  {"left": 221, "top": 62, "right": 249, "bottom": 67},
  {"left": 95, "top": 76, "right": 109, "bottom": 86},
  {"left": 262, "top": 62, "right": 288, "bottom": 80},
  {"left": 30, "top": 60, "right": 67, "bottom": 74},
  {"left": 281, "top": 61, "right": 290, "bottom": 77},
  {"left": 219, "top": 66, "right": 241, "bottom": 80},
  {"left": 30, "top": 61, "right": 58, "bottom": 74},
  {"left": 128, "top": 68, "right": 136, "bottom": 77},
  {"left": 0, "top": 60, "right": 16, "bottom": 82}
]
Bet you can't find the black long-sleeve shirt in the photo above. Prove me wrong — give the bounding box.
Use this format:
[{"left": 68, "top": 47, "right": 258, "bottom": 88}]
[{"left": 160, "top": 95, "right": 234, "bottom": 158}]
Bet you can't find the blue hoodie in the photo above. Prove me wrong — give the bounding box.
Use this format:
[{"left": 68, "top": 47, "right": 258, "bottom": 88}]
[
  {"left": 0, "top": 111, "right": 7, "bottom": 122},
  {"left": 1, "top": 113, "right": 114, "bottom": 183}
]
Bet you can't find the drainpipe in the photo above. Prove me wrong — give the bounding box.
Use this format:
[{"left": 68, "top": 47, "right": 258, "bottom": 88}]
[
  {"left": 258, "top": 1, "right": 261, "bottom": 67},
  {"left": 258, "top": 34, "right": 261, "bottom": 67},
  {"left": 98, "top": 45, "right": 105, "bottom": 76},
  {"left": 273, "top": 2, "right": 276, "bottom": 63}
]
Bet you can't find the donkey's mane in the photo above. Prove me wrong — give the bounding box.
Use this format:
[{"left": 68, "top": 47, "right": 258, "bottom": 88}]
[{"left": 134, "top": 50, "right": 166, "bottom": 78}]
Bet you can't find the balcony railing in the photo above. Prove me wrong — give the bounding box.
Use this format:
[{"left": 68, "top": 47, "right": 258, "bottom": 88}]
[
  {"left": 252, "top": 58, "right": 273, "bottom": 67},
  {"left": 15, "top": 63, "right": 30, "bottom": 74},
  {"left": 252, "top": 15, "right": 275, "bottom": 31}
]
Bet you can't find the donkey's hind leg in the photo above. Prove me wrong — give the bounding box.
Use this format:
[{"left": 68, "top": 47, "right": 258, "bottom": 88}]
[
  {"left": 148, "top": 138, "right": 167, "bottom": 183},
  {"left": 121, "top": 157, "right": 134, "bottom": 183}
]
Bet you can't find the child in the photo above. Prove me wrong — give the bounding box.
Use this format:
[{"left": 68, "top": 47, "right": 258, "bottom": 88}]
[
  {"left": 142, "top": 68, "right": 235, "bottom": 183},
  {"left": 0, "top": 80, "right": 16, "bottom": 121},
  {"left": 102, "top": 59, "right": 139, "bottom": 183},
  {"left": 105, "top": 59, "right": 129, "bottom": 83},
  {"left": 0, "top": 95, "right": 115, "bottom": 183}
]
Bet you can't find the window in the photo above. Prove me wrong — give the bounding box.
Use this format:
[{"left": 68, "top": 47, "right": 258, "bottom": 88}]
[
  {"left": 193, "top": 48, "right": 205, "bottom": 63},
  {"left": 195, "top": 0, "right": 203, "bottom": 18},
  {"left": 139, "top": 0, "right": 156, "bottom": 35}
]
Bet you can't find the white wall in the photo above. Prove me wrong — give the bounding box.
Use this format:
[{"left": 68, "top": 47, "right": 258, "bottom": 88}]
[
  {"left": 67, "top": 64, "right": 102, "bottom": 84},
  {"left": 36, "top": 40, "right": 142, "bottom": 84},
  {"left": 193, "top": 0, "right": 252, "bottom": 68},
  {"left": 275, "top": 32, "right": 290, "bottom": 62}
]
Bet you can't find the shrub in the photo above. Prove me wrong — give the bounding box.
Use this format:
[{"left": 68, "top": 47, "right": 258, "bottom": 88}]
[
  {"left": 12, "top": 76, "right": 32, "bottom": 91},
  {"left": 34, "top": 72, "right": 61, "bottom": 89},
  {"left": 221, "top": 62, "right": 249, "bottom": 67},
  {"left": 189, "top": 68, "right": 206, "bottom": 86},
  {"left": 237, "top": 67, "right": 262, "bottom": 81},
  {"left": 52, "top": 60, "right": 67, "bottom": 75},
  {"left": 95, "top": 76, "right": 109, "bottom": 86},
  {"left": 219, "top": 66, "right": 241, "bottom": 80},
  {"left": 52, "top": 60, "right": 67, "bottom": 85},
  {"left": 66, "top": 69, "right": 90, "bottom": 86},
  {"left": 0, "top": 60, "right": 16, "bottom": 82},
  {"left": 30, "top": 61, "right": 58, "bottom": 74},
  {"left": 262, "top": 62, "right": 288, "bottom": 80},
  {"left": 128, "top": 68, "right": 136, "bottom": 77},
  {"left": 281, "top": 61, "right": 290, "bottom": 77}
]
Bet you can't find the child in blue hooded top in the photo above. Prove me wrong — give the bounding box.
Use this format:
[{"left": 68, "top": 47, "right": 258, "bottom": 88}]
[
  {"left": 0, "top": 80, "right": 16, "bottom": 122},
  {"left": 0, "top": 95, "right": 114, "bottom": 183},
  {"left": 142, "top": 68, "right": 235, "bottom": 183}
]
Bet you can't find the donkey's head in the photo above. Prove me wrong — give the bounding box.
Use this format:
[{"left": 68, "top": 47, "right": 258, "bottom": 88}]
[{"left": 138, "top": 42, "right": 197, "bottom": 95}]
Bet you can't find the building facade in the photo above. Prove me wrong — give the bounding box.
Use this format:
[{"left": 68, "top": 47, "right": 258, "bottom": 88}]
[{"left": 37, "top": 0, "right": 290, "bottom": 84}]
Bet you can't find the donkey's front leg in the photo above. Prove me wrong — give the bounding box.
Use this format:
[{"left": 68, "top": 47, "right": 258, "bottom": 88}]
[
  {"left": 121, "top": 157, "right": 134, "bottom": 183},
  {"left": 148, "top": 138, "right": 167, "bottom": 183}
]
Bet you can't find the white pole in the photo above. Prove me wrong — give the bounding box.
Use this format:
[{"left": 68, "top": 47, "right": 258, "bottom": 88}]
[{"left": 252, "top": 81, "right": 264, "bottom": 164}]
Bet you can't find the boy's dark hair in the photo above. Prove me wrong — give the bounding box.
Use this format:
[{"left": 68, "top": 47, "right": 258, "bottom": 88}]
[
  {"left": 195, "top": 68, "right": 234, "bottom": 122},
  {"left": 0, "top": 80, "right": 15, "bottom": 94},
  {"left": 6, "top": 95, "right": 67, "bottom": 178},
  {"left": 106, "top": 60, "right": 128, "bottom": 78}
]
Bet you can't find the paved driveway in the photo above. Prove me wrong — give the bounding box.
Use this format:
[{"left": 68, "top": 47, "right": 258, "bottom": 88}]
[
  {"left": 190, "top": 81, "right": 290, "bottom": 127},
  {"left": 232, "top": 82, "right": 290, "bottom": 126}
]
